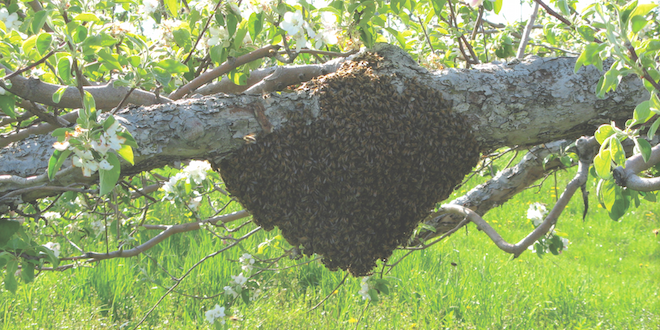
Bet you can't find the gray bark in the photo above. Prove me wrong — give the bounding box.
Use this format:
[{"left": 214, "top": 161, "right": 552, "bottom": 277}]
[{"left": 0, "top": 44, "right": 650, "bottom": 211}]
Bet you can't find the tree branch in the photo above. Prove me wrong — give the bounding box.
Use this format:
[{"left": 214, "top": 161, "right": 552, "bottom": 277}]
[
  {"left": 0, "top": 64, "right": 171, "bottom": 110},
  {"left": 612, "top": 141, "right": 660, "bottom": 191},
  {"left": 169, "top": 45, "right": 281, "bottom": 100},
  {"left": 439, "top": 144, "right": 590, "bottom": 257},
  {"left": 83, "top": 210, "right": 250, "bottom": 260},
  {"left": 517, "top": 2, "right": 540, "bottom": 59}
]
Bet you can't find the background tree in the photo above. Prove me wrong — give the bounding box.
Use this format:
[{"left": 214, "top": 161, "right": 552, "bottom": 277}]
[{"left": 0, "top": 0, "right": 658, "bottom": 327}]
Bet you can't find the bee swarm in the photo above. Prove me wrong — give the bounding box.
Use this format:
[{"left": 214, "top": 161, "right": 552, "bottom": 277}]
[{"left": 220, "top": 53, "right": 480, "bottom": 276}]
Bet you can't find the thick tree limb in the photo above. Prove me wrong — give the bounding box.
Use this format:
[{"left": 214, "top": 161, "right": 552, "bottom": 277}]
[{"left": 0, "top": 44, "right": 650, "bottom": 210}]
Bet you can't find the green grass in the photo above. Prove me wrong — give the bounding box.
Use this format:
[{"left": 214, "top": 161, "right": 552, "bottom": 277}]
[{"left": 1, "top": 166, "right": 659, "bottom": 329}]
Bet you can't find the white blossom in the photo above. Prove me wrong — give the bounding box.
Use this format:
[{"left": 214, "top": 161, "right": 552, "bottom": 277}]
[
  {"left": 229, "top": 2, "right": 241, "bottom": 16},
  {"left": 91, "top": 219, "right": 105, "bottom": 234},
  {"left": 72, "top": 149, "right": 100, "bottom": 177},
  {"left": 43, "top": 212, "right": 61, "bottom": 221},
  {"left": 282, "top": 11, "right": 304, "bottom": 36},
  {"left": 188, "top": 193, "right": 203, "bottom": 210},
  {"left": 240, "top": 253, "right": 256, "bottom": 271},
  {"left": 53, "top": 141, "right": 70, "bottom": 151},
  {"left": 43, "top": 242, "right": 61, "bottom": 257},
  {"left": 183, "top": 160, "right": 212, "bottom": 184},
  {"left": 140, "top": 0, "right": 159, "bottom": 14},
  {"left": 208, "top": 26, "right": 229, "bottom": 47},
  {"left": 467, "top": 0, "right": 484, "bottom": 8},
  {"left": 560, "top": 237, "right": 569, "bottom": 251},
  {"left": 0, "top": 8, "right": 21, "bottom": 31},
  {"left": 527, "top": 202, "right": 547, "bottom": 227},
  {"left": 224, "top": 285, "right": 239, "bottom": 298},
  {"left": 358, "top": 277, "right": 371, "bottom": 300},
  {"left": 98, "top": 159, "right": 114, "bottom": 171},
  {"left": 232, "top": 272, "right": 248, "bottom": 286},
  {"left": 205, "top": 304, "right": 226, "bottom": 324}
]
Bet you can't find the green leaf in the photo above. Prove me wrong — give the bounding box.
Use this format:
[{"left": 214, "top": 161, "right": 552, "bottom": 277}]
[
  {"left": 155, "top": 59, "right": 189, "bottom": 74},
  {"left": 97, "top": 49, "right": 123, "bottom": 72},
  {"left": 72, "top": 25, "right": 88, "bottom": 44},
  {"left": 594, "top": 149, "right": 612, "bottom": 179},
  {"left": 51, "top": 127, "right": 71, "bottom": 139},
  {"left": 631, "top": 15, "right": 648, "bottom": 33},
  {"left": 117, "top": 144, "right": 134, "bottom": 165},
  {"left": 493, "top": 0, "right": 503, "bottom": 14},
  {"left": 4, "top": 259, "right": 18, "bottom": 293},
  {"left": 0, "top": 95, "right": 16, "bottom": 118},
  {"left": 241, "top": 288, "right": 251, "bottom": 305},
  {"left": 619, "top": 0, "right": 638, "bottom": 27},
  {"left": 102, "top": 115, "right": 116, "bottom": 131},
  {"left": 633, "top": 100, "right": 652, "bottom": 125},
  {"left": 234, "top": 22, "right": 249, "bottom": 50},
  {"left": 31, "top": 10, "right": 49, "bottom": 34},
  {"left": 577, "top": 25, "right": 594, "bottom": 42},
  {"left": 609, "top": 187, "right": 630, "bottom": 221},
  {"left": 52, "top": 86, "right": 67, "bottom": 104},
  {"left": 164, "top": 0, "right": 178, "bottom": 17},
  {"left": 210, "top": 45, "right": 227, "bottom": 65},
  {"left": 385, "top": 28, "right": 406, "bottom": 48},
  {"left": 227, "top": 13, "right": 238, "bottom": 37},
  {"left": 20, "top": 260, "right": 35, "bottom": 284},
  {"left": 430, "top": 0, "right": 446, "bottom": 15},
  {"left": 117, "top": 131, "right": 138, "bottom": 148},
  {"left": 368, "top": 288, "right": 379, "bottom": 302},
  {"left": 47, "top": 149, "right": 72, "bottom": 181},
  {"left": 83, "top": 91, "right": 97, "bottom": 123},
  {"left": 598, "top": 178, "right": 616, "bottom": 211},
  {"left": 35, "top": 32, "right": 52, "bottom": 55},
  {"left": 610, "top": 138, "right": 626, "bottom": 166},
  {"left": 248, "top": 12, "right": 264, "bottom": 40},
  {"left": 173, "top": 27, "right": 192, "bottom": 51},
  {"left": 636, "top": 138, "right": 652, "bottom": 163},
  {"left": 594, "top": 124, "right": 615, "bottom": 144},
  {"left": 648, "top": 117, "right": 660, "bottom": 140},
  {"left": 37, "top": 246, "right": 59, "bottom": 268},
  {"left": 57, "top": 57, "right": 71, "bottom": 82},
  {"left": 629, "top": 3, "right": 657, "bottom": 20},
  {"left": 74, "top": 13, "right": 100, "bottom": 22},
  {"left": 543, "top": 154, "right": 557, "bottom": 170},
  {"left": 0, "top": 220, "right": 20, "bottom": 246},
  {"left": 99, "top": 153, "right": 121, "bottom": 196}
]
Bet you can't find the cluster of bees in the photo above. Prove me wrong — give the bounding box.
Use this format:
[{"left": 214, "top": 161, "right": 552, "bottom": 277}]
[{"left": 220, "top": 53, "right": 481, "bottom": 276}]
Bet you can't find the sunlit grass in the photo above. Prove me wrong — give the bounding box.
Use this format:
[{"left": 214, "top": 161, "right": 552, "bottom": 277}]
[{"left": 1, "top": 165, "right": 659, "bottom": 329}]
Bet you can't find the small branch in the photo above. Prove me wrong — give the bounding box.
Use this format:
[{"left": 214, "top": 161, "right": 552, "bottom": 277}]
[
  {"left": 612, "top": 141, "right": 660, "bottom": 190},
  {"left": 183, "top": 0, "right": 225, "bottom": 64},
  {"left": 0, "top": 111, "right": 79, "bottom": 148},
  {"left": 533, "top": 0, "right": 573, "bottom": 28},
  {"left": 308, "top": 272, "right": 348, "bottom": 312},
  {"left": 417, "top": 15, "right": 435, "bottom": 52},
  {"left": 627, "top": 45, "right": 660, "bottom": 93},
  {"left": 2, "top": 42, "right": 66, "bottom": 80},
  {"left": 517, "top": 2, "right": 540, "bottom": 59},
  {"left": 440, "top": 149, "right": 590, "bottom": 257},
  {"left": 83, "top": 210, "right": 251, "bottom": 260},
  {"left": 169, "top": 45, "right": 281, "bottom": 100}
]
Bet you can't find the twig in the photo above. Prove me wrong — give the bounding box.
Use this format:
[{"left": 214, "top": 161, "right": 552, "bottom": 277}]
[
  {"left": 516, "top": 2, "right": 540, "bottom": 59},
  {"left": 417, "top": 15, "right": 435, "bottom": 52},
  {"left": 111, "top": 87, "right": 136, "bottom": 114},
  {"left": 308, "top": 273, "right": 348, "bottom": 312},
  {"left": 183, "top": 0, "right": 226, "bottom": 64},
  {"left": 354, "top": 300, "right": 371, "bottom": 330},
  {"left": 2, "top": 42, "right": 66, "bottom": 80}
]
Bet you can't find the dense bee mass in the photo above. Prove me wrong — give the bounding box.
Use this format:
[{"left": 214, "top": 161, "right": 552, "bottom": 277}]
[{"left": 219, "top": 53, "right": 480, "bottom": 276}]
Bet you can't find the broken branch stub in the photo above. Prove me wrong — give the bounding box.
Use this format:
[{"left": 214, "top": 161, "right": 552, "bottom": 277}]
[{"left": 219, "top": 53, "right": 481, "bottom": 276}]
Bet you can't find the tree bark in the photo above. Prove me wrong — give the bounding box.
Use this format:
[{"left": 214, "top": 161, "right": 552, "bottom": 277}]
[{"left": 0, "top": 44, "right": 649, "bottom": 210}]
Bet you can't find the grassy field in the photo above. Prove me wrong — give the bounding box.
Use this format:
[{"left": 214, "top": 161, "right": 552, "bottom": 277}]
[{"left": 1, "top": 164, "right": 659, "bottom": 329}]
